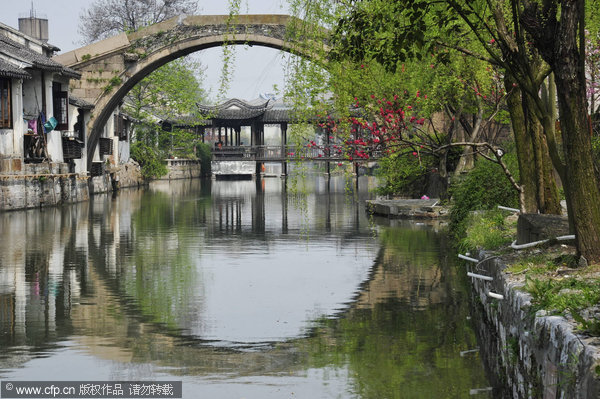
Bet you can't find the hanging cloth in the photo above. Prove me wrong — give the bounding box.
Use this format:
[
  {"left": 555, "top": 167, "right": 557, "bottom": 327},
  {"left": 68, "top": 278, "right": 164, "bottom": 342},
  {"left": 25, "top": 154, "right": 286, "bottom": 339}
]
[
  {"left": 44, "top": 117, "right": 57, "bottom": 133},
  {"left": 27, "top": 119, "right": 37, "bottom": 135}
]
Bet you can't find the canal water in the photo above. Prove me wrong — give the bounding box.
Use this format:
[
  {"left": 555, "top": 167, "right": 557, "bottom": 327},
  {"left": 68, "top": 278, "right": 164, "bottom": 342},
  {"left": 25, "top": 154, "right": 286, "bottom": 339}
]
[{"left": 0, "top": 176, "right": 492, "bottom": 398}]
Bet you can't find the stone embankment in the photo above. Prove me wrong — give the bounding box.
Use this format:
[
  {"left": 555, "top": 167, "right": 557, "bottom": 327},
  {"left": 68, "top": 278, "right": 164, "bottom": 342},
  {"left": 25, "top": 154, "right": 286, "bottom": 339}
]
[
  {"left": 0, "top": 160, "right": 148, "bottom": 211},
  {"left": 0, "top": 162, "right": 89, "bottom": 211},
  {"left": 0, "top": 159, "right": 205, "bottom": 211},
  {"left": 90, "top": 161, "right": 145, "bottom": 195},
  {"left": 365, "top": 198, "right": 449, "bottom": 219},
  {"left": 465, "top": 214, "right": 600, "bottom": 398},
  {"left": 158, "top": 159, "right": 202, "bottom": 180}
]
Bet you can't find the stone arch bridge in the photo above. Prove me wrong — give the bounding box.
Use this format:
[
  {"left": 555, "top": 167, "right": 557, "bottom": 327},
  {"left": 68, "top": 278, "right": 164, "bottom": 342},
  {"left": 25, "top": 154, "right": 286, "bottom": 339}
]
[{"left": 53, "top": 14, "right": 330, "bottom": 169}]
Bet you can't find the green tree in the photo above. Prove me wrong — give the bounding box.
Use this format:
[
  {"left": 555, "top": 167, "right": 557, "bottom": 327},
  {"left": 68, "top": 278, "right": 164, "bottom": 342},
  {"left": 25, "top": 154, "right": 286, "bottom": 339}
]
[
  {"left": 124, "top": 58, "right": 205, "bottom": 125},
  {"left": 286, "top": 0, "right": 517, "bottom": 199},
  {"left": 520, "top": 0, "right": 600, "bottom": 263},
  {"left": 326, "top": 0, "right": 562, "bottom": 215},
  {"left": 124, "top": 58, "right": 208, "bottom": 177},
  {"left": 287, "top": 0, "right": 600, "bottom": 261}
]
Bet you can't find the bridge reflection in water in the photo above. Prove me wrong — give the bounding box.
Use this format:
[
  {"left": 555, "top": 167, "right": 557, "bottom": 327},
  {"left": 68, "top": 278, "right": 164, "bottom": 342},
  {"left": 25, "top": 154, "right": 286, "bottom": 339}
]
[{"left": 0, "top": 177, "right": 492, "bottom": 398}]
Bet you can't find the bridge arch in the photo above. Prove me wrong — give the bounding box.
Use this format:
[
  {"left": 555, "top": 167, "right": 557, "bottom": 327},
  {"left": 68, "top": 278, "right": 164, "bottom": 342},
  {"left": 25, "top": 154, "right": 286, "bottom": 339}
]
[{"left": 54, "top": 14, "right": 330, "bottom": 169}]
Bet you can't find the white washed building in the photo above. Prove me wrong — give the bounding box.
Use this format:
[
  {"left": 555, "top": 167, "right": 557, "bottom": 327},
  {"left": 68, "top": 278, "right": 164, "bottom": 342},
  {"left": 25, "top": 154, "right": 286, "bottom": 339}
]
[{"left": 0, "top": 20, "right": 88, "bottom": 174}]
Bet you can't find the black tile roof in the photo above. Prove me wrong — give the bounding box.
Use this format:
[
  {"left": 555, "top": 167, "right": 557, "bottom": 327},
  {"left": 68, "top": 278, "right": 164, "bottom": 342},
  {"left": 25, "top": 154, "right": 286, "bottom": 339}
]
[
  {"left": 0, "top": 32, "right": 76, "bottom": 76},
  {"left": 61, "top": 66, "right": 81, "bottom": 79},
  {"left": 69, "top": 95, "right": 94, "bottom": 110},
  {"left": 0, "top": 57, "right": 31, "bottom": 79}
]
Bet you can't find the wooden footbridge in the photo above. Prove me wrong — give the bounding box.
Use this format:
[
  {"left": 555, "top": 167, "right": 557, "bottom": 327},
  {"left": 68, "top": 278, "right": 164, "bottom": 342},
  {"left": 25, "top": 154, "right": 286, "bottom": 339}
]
[{"left": 195, "top": 98, "right": 380, "bottom": 176}]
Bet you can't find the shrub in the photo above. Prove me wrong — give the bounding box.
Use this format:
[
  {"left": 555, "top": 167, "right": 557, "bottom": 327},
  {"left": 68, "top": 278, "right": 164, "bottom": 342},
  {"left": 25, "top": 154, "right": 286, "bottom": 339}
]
[
  {"left": 458, "top": 210, "right": 517, "bottom": 252},
  {"left": 449, "top": 148, "right": 519, "bottom": 239},
  {"left": 131, "top": 142, "right": 168, "bottom": 179},
  {"left": 195, "top": 142, "right": 212, "bottom": 176},
  {"left": 375, "top": 152, "right": 432, "bottom": 197}
]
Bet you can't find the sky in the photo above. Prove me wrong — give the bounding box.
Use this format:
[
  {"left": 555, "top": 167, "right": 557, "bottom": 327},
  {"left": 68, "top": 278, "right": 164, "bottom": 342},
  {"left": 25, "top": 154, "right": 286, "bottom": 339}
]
[{"left": 0, "top": 0, "right": 295, "bottom": 101}]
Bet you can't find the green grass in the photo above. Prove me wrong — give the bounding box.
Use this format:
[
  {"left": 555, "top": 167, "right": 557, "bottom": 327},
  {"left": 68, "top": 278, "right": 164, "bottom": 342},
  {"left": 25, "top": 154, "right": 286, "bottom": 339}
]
[
  {"left": 505, "top": 254, "right": 555, "bottom": 275},
  {"left": 458, "top": 210, "right": 517, "bottom": 252},
  {"left": 525, "top": 276, "right": 600, "bottom": 313},
  {"left": 503, "top": 249, "right": 600, "bottom": 335}
]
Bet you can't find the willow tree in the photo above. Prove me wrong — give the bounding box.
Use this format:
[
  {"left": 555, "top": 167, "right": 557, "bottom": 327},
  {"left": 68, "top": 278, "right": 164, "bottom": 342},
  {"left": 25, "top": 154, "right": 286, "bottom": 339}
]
[
  {"left": 283, "top": 0, "right": 515, "bottom": 199},
  {"left": 327, "top": 0, "right": 562, "bottom": 215}
]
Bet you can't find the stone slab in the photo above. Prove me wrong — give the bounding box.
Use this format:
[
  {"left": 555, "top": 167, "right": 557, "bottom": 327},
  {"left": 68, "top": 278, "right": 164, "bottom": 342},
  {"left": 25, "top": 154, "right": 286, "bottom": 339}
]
[
  {"left": 516, "top": 213, "right": 571, "bottom": 245},
  {"left": 365, "top": 198, "right": 449, "bottom": 219}
]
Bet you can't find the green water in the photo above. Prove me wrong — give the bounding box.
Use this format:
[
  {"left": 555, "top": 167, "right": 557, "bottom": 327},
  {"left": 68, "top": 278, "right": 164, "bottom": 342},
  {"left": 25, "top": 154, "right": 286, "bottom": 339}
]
[{"left": 0, "top": 176, "right": 491, "bottom": 398}]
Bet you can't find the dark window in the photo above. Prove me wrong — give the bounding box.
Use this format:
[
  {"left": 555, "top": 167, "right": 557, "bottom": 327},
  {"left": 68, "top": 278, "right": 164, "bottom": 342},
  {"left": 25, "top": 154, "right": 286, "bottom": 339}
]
[
  {"left": 0, "top": 78, "right": 12, "bottom": 128},
  {"left": 74, "top": 108, "right": 85, "bottom": 141},
  {"left": 52, "top": 82, "right": 68, "bottom": 130},
  {"left": 115, "top": 115, "right": 129, "bottom": 141}
]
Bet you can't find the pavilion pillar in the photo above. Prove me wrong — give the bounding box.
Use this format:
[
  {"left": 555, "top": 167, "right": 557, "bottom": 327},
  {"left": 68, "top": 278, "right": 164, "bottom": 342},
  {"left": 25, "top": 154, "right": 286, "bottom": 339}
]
[
  {"left": 325, "top": 129, "right": 331, "bottom": 177},
  {"left": 281, "top": 122, "right": 287, "bottom": 177},
  {"left": 256, "top": 122, "right": 264, "bottom": 177},
  {"left": 218, "top": 126, "right": 222, "bottom": 148}
]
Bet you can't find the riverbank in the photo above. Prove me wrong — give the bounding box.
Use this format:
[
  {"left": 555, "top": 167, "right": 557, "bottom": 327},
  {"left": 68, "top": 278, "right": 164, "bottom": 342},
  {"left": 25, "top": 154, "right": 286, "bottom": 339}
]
[{"left": 464, "top": 237, "right": 600, "bottom": 397}]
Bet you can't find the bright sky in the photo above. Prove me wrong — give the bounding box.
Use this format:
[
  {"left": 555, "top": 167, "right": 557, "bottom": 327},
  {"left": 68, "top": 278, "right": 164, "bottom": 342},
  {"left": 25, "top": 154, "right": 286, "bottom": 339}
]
[{"left": 0, "top": 0, "right": 294, "bottom": 101}]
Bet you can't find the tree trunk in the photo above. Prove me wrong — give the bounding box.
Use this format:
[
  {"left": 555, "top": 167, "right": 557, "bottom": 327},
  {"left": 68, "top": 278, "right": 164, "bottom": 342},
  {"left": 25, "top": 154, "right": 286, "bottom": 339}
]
[
  {"left": 524, "top": 95, "right": 562, "bottom": 214},
  {"left": 505, "top": 76, "right": 539, "bottom": 213},
  {"left": 547, "top": 0, "right": 600, "bottom": 262},
  {"left": 454, "top": 105, "right": 483, "bottom": 176},
  {"left": 554, "top": 84, "right": 600, "bottom": 261}
]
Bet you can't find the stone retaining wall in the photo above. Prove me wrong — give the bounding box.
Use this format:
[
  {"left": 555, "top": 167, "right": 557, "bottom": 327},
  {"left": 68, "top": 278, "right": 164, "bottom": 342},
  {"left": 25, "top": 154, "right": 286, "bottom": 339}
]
[
  {"left": 0, "top": 162, "right": 89, "bottom": 210},
  {"left": 0, "top": 160, "right": 206, "bottom": 211},
  {"left": 90, "top": 161, "right": 146, "bottom": 195},
  {"left": 159, "top": 159, "right": 202, "bottom": 180},
  {"left": 468, "top": 254, "right": 600, "bottom": 398},
  {"left": 0, "top": 173, "right": 90, "bottom": 210}
]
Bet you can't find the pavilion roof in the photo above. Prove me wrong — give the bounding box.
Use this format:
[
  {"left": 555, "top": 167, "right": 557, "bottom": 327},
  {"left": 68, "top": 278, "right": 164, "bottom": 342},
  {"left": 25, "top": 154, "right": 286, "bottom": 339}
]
[
  {"left": 195, "top": 97, "right": 359, "bottom": 127},
  {"left": 198, "top": 98, "right": 272, "bottom": 121}
]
